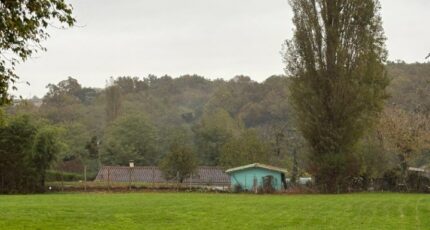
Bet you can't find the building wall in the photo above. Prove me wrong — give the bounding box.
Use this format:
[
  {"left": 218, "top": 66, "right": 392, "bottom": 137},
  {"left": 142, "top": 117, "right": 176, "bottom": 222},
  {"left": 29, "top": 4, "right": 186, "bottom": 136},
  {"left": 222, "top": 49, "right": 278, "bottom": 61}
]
[{"left": 229, "top": 168, "right": 284, "bottom": 191}]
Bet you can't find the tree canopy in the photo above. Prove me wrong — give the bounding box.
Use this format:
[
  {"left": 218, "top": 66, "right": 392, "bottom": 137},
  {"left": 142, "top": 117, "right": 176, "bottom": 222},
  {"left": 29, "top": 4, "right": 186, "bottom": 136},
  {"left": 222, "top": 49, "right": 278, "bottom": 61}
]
[
  {"left": 159, "top": 129, "right": 198, "bottom": 183},
  {"left": 284, "top": 0, "right": 389, "bottom": 192},
  {"left": 0, "top": 114, "right": 63, "bottom": 193},
  {"left": 1, "top": 62, "right": 429, "bottom": 193},
  {"left": 0, "top": 0, "right": 75, "bottom": 105}
]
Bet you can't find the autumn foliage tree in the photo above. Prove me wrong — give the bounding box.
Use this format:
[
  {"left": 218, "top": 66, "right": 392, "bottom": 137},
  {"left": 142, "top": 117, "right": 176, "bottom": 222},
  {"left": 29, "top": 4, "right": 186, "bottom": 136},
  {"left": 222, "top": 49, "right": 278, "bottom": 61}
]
[
  {"left": 284, "top": 0, "right": 389, "bottom": 192},
  {"left": 377, "top": 107, "right": 430, "bottom": 183}
]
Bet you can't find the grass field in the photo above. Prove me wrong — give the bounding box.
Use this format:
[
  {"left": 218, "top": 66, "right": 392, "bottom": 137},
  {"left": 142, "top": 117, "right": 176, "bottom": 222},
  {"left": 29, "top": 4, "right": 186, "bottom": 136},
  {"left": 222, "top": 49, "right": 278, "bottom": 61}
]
[{"left": 0, "top": 192, "right": 429, "bottom": 229}]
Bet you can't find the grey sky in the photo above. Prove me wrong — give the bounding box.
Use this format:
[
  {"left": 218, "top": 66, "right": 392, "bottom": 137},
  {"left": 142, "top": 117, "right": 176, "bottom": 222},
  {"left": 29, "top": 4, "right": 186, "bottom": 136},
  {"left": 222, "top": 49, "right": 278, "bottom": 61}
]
[{"left": 14, "top": 0, "right": 430, "bottom": 97}]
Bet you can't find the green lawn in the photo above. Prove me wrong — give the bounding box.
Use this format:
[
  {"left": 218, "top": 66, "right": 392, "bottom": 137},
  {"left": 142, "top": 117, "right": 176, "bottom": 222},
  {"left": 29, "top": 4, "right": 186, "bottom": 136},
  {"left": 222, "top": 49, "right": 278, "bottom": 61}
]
[{"left": 0, "top": 192, "right": 429, "bottom": 229}]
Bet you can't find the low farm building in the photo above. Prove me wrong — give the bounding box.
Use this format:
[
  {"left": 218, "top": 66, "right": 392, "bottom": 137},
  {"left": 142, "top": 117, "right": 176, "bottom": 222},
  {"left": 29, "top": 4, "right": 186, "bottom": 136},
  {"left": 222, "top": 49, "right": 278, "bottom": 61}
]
[
  {"left": 226, "top": 163, "right": 288, "bottom": 192},
  {"left": 95, "top": 166, "right": 230, "bottom": 188}
]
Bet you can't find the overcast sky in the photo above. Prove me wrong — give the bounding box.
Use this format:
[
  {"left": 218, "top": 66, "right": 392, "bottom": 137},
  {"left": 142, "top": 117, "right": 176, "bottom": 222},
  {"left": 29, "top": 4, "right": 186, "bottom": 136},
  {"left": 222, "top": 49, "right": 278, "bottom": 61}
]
[{"left": 14, "top": 0, "right": 430, "bottom": 98}]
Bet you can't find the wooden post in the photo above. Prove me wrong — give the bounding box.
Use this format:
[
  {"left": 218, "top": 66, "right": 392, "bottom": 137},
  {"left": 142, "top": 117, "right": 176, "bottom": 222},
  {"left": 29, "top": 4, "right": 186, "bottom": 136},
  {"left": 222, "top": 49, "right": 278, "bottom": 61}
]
[
  {"left": 1, "top": 175, "right": 4, "bottom": 192},
  {"left": 152, "top": 167, "right": 155, "bottom": 189},
  {"left": 177, "top": 171, "right": 180, "bottom": 191},
  {"left": 189, "top": 173, "right": 192, "bottom": 191},
  {"left": 84, "top": 165, "right": 87, "bottom": 192},
  {"left": 107, "top": 167, "right": 110, "bottom": 192},
  {"left": 60, "top": 170, "right": 64, "bottom": 192},
  {"left": 129, "top": 167, "right": 132, "bottom": 191}
]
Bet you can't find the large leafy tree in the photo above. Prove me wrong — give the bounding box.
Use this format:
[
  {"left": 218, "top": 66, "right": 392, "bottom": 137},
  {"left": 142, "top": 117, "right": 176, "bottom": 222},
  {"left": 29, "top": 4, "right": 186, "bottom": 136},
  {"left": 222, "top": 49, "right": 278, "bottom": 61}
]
[
  {"left": 0, "top": 0, "right": 75, "bottom": 105},
  {"left": 220, "top": 129, "right": 270, "bottom": 168},
  {"left": 33, "top": 126, "right": 64, "bottom": 188},
  {"left": 101, "top": 113, "right": 158, "bottom": 166},
  {"left": 0, "top": 115, "right": 37, "bottom": 193},
  {"left": 41, "top": 77, "right": 88, "bottom": 123},
  {"left": 159, "top": 128, "right": 197, "bottom": 183},
  {"left": 284, "top": 0, "right": 389, "bottom": 192},
  {"left": 193, "top": 109, "right": 242, "bottom": 165},
  {"left": 0, "top": 115, "right": 63, "bottom": 193},
  {"left": 59, "top": 122, "right": 90, "bottom": 161},
  {"left": 159, "top": 144, "right": 197, "bottom": 183}
]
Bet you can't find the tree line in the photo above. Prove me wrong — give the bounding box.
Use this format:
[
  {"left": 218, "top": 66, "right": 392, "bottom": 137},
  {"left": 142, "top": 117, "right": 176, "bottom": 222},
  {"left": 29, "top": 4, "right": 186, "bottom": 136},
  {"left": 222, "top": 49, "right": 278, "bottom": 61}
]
[{"left": 1, "top": 61, "right": 429, "bottom": 193}]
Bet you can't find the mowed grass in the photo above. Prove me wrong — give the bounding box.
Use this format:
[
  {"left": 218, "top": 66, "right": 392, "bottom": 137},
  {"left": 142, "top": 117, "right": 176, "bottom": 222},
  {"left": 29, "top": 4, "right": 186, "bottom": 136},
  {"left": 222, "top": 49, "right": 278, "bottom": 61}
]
[{"left": 0, "top": 192, "right": 429, "bottom": 229}]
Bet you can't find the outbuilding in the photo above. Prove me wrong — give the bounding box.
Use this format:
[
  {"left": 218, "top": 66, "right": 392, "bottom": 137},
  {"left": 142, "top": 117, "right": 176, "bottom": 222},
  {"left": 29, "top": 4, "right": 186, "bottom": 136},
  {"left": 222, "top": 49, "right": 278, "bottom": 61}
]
[
  {"left": 95, "top": 166, "right": 230, "bottom": 189},
  {"left": 226, "top": 163, "right": 288, "bottom": 192}
]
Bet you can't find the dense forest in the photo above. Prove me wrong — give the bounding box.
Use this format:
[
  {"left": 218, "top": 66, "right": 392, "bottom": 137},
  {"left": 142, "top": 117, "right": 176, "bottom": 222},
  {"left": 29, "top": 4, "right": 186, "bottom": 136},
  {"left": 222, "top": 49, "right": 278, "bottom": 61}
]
[{"left": 2, "top": 62, "right": 429, "bottom": 183}]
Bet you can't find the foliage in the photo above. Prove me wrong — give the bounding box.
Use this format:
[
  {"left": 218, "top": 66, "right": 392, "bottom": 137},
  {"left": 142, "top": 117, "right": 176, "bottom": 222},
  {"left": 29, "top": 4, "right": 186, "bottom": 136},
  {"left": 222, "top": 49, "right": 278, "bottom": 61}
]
[
  {"left": 33, "top": 126, "right": 64, "bottom": 187},
  {"left": 45, "top": 170, "right": 83, "bottom": 182},
  {"left": 159, "top": 130, "right": 198, "bottom": 183},
  {"left": 284, "top": 0, "right": 389, "bottom": 192},
  {"left": 0, "top": 115, "right": 37, "bottom": 193},
  {"left": 194, "top": 109, "right": 242, "bottom": 165},
  {"left": 4, "top": 74, "right": 303, "bottom": 172},
  {"left": 0, "top": 0, "right": 75, "bottom": 104},
  {"left": 85, "top": 136, "right": 100, "bottom": 159},
  {"left": 45, "top": 77, "right": 83, "bottom": 105},
  {"left": 377, "top": 107, "right": 430, "bottom": 181},
  {"left": 41, "top": 77, "right": 90, "bottom": 123},
  {"left": 1, "top": 63, "right": 428, "bottom": 190},
  {"left": 220, "top": 129, "right": 270, "bottom": 168},
  {"left": 0, "top": 107, "right": 5, "bottom": 126},
  {"left": 0, "top": 115, "right": 63, "bottom": 193},
  {"left": 101, "top": 113, "right": 158, "bottom": 166},
  {"left": 386, "top": 62, "right": 430, "bottom": 115},
  {"left": 105, "top": 83, "right": 122, "bottom": 123},
  {"left": 355, "top": 130, "right": 396, "bottom": 179},
  {"left": 58, "top": 122, "right": 90, "bottom": 161}
]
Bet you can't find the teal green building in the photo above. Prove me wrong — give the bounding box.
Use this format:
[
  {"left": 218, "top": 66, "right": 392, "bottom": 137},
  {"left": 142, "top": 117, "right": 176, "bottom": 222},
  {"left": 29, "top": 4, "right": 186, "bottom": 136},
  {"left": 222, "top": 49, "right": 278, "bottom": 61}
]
[{"left": 226, "top": 163, "right": 288, "bottom": 192}]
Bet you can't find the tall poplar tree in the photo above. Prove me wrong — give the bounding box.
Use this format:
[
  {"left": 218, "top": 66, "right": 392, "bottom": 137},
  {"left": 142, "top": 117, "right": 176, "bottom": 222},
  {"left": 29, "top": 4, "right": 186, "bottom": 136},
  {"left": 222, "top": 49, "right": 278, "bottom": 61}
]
[
  {"left": 105, "top": 84, "right": 122, "bottom": 123},
  {"left": 284, "top": 0, "right": 389, "bottom": 192}
]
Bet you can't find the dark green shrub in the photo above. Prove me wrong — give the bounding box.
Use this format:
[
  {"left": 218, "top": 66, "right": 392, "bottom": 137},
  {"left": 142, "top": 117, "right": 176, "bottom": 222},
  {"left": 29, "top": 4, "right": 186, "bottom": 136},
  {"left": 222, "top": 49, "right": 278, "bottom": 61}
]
[{"left": 45, "top": 170, "right": 83, "bottom": 182}]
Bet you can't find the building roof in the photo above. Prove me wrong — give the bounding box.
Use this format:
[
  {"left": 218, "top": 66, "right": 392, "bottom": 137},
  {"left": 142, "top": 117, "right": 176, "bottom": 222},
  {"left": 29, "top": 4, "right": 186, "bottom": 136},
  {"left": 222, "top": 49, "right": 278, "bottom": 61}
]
[
  {"left": 408, "top": 167, "right": 430, "bottom": 178},
  {"left": 95, "top": 166, "right": 230, "bottom": 186},
  {"left": 408, "top": 167, "right": 426, "bottom": 172},
  {"left": 225, "top": 163, "right": 288, "bottom": 174}
]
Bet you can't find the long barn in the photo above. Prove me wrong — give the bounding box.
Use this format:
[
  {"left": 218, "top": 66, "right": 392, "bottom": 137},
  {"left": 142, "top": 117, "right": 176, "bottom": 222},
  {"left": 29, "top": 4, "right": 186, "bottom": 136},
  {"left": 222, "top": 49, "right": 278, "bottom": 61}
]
[{"left": 95, "top": 166, "right": 230, "bottom": 188}]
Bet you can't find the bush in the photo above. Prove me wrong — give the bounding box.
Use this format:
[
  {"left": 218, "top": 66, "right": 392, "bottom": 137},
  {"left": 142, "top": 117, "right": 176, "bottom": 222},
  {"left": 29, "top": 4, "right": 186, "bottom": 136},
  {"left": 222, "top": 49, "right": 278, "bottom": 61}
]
[{"left": 45, "top": 170, "right": 83, "bottom": 182}]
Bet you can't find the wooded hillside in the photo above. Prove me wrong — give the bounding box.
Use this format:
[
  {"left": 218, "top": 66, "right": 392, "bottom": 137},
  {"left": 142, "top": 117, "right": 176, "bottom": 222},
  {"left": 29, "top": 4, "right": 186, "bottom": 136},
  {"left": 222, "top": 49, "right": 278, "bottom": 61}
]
[{"left": 4, "top": 62, "right": 429, "bottom": 179}]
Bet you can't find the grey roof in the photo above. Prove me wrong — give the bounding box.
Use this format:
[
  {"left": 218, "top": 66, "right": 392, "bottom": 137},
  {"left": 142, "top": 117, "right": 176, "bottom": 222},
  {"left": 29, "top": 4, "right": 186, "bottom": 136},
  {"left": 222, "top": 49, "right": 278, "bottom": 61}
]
[
  {"left": 408, "top": 167, "right": 430, "bottom": 178},
  {"left": 225, "top": 163, "right": 288, "bottom": 174},
  {"left": 95, "top": 166, "right": 230, "bottom": 186}
]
